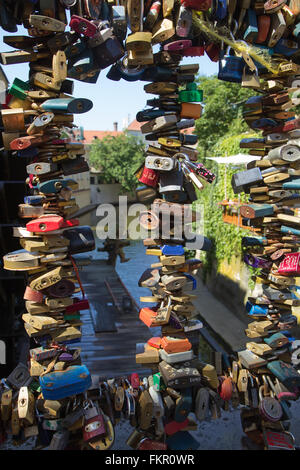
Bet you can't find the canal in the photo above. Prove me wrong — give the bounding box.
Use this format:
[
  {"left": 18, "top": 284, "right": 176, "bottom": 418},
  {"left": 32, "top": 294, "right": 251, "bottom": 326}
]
[{"left": 95, "top": 236, "right": 223, "bottom": 365}]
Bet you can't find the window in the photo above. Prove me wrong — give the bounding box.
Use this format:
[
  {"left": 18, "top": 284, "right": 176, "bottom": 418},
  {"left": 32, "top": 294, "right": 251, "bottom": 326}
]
[{"left": 90, "top": 176, "right": 95, "bottom": 185}]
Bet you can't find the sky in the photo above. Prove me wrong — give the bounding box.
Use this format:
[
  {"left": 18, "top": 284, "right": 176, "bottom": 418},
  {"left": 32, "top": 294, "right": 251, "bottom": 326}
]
[{"left": 0, "top": 24, "right": 218, "bottom": 131}]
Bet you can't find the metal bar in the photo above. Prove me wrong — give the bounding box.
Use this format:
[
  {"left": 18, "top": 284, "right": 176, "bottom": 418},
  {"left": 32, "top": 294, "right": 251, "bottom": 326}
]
[{"left": 104, "top": 279, "right": 122, "bottom": 313}]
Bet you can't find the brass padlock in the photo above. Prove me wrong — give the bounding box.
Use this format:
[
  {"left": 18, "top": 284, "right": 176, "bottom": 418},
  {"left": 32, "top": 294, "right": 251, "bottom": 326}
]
[
  {"left": 1, "top": 389, "right": 12, "bottom": 421},
  {"left": 18, "top": 387, "right": 35, "bottom": 425},
  {"left": 152, "top": 17, "right": 175, "bottom": 44}
]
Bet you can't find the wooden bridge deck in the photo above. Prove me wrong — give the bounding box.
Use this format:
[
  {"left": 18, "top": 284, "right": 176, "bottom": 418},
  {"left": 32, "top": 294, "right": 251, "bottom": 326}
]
[{"left": 72, "top": 259, "right": 153, "bottom": 378}]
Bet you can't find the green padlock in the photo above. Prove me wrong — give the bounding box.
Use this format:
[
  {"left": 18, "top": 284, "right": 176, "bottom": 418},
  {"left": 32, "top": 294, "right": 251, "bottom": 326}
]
[
  {"left": 153, "top": 372, "right": 166, "bottom": 391},
  {"left": 178, "top": 82, "right": 203, "bottom": 103},
  {"left": 9, "top": 77, "right": 29, "bottom": 100}
]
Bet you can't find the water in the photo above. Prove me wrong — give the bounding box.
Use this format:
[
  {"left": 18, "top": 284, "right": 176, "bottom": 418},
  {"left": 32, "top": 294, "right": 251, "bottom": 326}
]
[{"left": 91, "top": 236, "right": 158, "bottom": 309}]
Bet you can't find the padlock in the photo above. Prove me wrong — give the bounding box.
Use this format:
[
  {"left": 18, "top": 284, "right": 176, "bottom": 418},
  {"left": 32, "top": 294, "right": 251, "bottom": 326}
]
[
  {"left": 18, "top": 387, "right": 35, "bottom": 425},
  {"left": 244, "top": 9, "right": 258, "bottom": 43},
  {"left": 152, "top": 17, "right": 175, "bottom": 45},
  {"left": 1, "top": 389, "right": 12, "bottom": 422},
  {"left": 218, "top": 47, "right": 245, "bottom": 83},
  {"left": 83, "top": 401, "right": 107, "bottom": 442}
]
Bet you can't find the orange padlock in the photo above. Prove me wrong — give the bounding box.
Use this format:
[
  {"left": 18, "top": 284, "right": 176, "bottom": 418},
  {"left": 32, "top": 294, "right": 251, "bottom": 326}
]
[
  {"left": 160, "top": 336, "right": 192, "bottom": 354},
  {"left": 147, "top": 337, "right": 161, "bottom": 349},
  {"left": 180, "top": 102, "right": 202, "bottom": 119},
  {"left": 139, "top": 307, "right": 158, "bottom": 327}
]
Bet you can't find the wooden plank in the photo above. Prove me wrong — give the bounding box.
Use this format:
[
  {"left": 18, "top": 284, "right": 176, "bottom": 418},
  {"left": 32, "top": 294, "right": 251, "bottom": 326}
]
[{"left": 77, "top": 259, "right": 153, "bottom": 377}]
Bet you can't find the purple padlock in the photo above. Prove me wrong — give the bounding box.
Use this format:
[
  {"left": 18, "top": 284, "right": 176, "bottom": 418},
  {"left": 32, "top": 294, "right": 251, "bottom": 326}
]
[
  {"left": 243, "top": 254, "right": 271, "bottom": 269},
  {"left": 59, "top": 352, "right": 74, "bottom": 362}
]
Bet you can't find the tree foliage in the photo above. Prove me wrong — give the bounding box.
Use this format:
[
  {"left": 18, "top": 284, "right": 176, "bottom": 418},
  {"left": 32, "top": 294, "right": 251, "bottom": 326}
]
[
  {"left": 193, "top": 76, "right": 258, "bottom": 280},
  {"left": 88, "top": 132, "right": 145, "bottom": 193},
  {"left": 195, "top": 76, "right": 255, "bottom": 158}
]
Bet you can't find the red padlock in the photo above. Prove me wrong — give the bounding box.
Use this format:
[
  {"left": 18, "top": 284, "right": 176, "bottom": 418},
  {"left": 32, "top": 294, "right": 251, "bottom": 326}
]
[
  {"left": 83, "top": 414, "right": 107, "bottom": 442},
  {"left": 138, "top": 438, "right": 168, "bottom": 450},
  {"left": 278, "top": 252, "right": 300, "bottom": 275},
  {"left": 130, "top": 373, "right": 140, "bottom": 390},
  {"left": 26, "top": 215, "right": 79, "bottom": 233},
  {"left": 65, "top": 298, "right": 90, "bottom": 313},
  {"left": 180, "top": 46, "right": 205, "bottom": 57},
  {"left": 164, "top": 418, "right": 189, "bottom": 436},
  {"left": 256, "top": 15, "right": 271, "bottom": 44},
  {"left": 70, "top": 15, "right": 98, "bottom": 37},
  {"left": 180, "top": 0, "right": 211, "bottom": 10},
  {"left": 282, "top": 118, "right": 300, "bottom": 132},
  {"left": 138, "top": 166, "right": 159, "bottom": 187}
]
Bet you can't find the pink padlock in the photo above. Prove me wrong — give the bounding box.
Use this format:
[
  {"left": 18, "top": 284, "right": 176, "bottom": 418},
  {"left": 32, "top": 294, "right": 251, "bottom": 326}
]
[
  {"left": 70, "top": 15, "right": 98, "bottom": 37},
  {"left": 23, "top": 286, "right": 43, "bottom": 302},
  {"left": 278, "top": 252, "right": 300, "bottom": 275},
  {"left": 164, "top": 40, "right": 192, "bottom": 51}
]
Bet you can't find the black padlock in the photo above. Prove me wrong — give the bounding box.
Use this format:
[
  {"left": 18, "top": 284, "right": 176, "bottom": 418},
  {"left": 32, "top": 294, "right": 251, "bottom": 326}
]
[
  {"left": 93, "top": 36, "right": 124, "bottom": 70},
  {"left": 64, "top": 226, "right": 95, "bottom": 254}
]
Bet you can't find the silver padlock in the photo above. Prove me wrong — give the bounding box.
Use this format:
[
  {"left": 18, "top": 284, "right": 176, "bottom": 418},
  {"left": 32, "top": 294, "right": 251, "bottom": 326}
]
[
  {"left": 83, "top": 399, "right": 100, "bottom": 420},
  {"left": 145, "top": 155, "right": 177, "bottom": 172}
]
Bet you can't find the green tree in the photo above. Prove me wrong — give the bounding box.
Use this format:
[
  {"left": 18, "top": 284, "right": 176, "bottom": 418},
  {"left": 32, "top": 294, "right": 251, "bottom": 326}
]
[
  {"left": 195, "top": 76, "right": 255, "bottom": 158},
  {"left": 193, "top": 76, "right": 259, "bottom": 280},
  {"left": 88, "top": 132, "right": 145, "bottom": 193}
]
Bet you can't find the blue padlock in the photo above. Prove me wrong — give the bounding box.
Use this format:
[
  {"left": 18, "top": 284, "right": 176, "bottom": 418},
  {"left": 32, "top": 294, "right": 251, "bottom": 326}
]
[
  {"left": 218, "top": 47, "right": 244, "bottom": 83},
  {"left": 281, "top": 225, "right": 300, "bottom": 236},
  {"left": 184, "top": 273, "right": 197, "bottom": 290},
  {"left": 161, "top": 245, "right": 185, "bottom": 256},
  {"left": 246, "top": 302, "right": 268, "bottom": 317},
  {"left": 280, "top": 331, "right": 295, "bottom": 342},
  {"left": 244, "top": 9, "right": 258, "bottom": 43},
  {"left": 283, "top": 178, "right": 300, "bottom": 190},
  {"left": 273, "top": 38, "right": 299, "bottom": 56},
  {"left": 214, "top": 0, "right": 227, "bottom": 21},
  {"left": 242, "top": 236, "right": 267, "bottom": 246},
  {"left": 17, "top": 147, "right": 38, "bottom": 158},
  {"left": 251, "top": 118, "right": 279, "bottom": 131},
  {"left": 41, "top": 98, "right": 93, "bottom": 114},
  {"left": 24, "top": 195, "right": 43, "bottom": 205},
  {"left": 37, "top": 178, "right": 77, "bottom": 195}
]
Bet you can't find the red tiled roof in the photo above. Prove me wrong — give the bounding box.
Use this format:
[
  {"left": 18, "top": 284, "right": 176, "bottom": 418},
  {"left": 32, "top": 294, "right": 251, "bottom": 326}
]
[
  {"left": 127, "top": 119, "right": 143, "bottom": 131},
  {"left": 83, "top": 130, "right": 123, "bottom": 144}
]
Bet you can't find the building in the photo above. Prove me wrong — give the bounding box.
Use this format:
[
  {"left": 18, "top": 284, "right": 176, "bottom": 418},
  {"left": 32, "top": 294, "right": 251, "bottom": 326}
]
[
  {"left": 81, "top": 122, "right": 137, "bottom": 227},
  {"left": 126, "top": 119, "right": 145, "bottom": 141}
]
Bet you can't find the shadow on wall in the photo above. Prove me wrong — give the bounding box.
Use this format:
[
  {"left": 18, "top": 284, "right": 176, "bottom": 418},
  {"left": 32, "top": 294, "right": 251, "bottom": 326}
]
[{"left": 201, "top": 242, "right": 249, "bottom": 323}]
